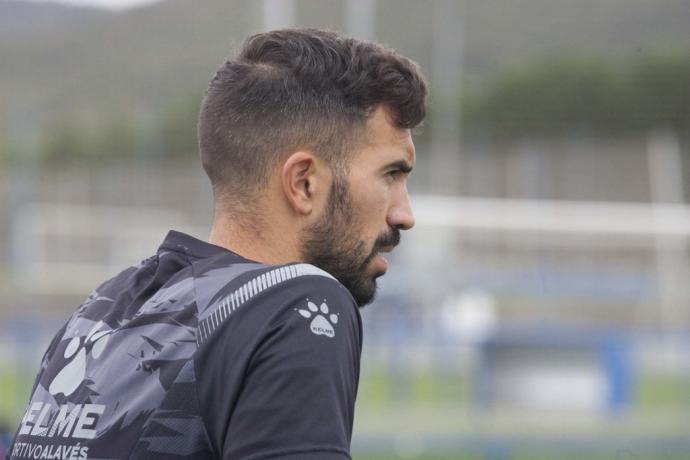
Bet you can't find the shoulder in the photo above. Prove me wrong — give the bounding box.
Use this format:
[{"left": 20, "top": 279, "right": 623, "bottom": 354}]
[
  {"left": 262, "top": 263, "right": 356, "bottom": 308},
  {"left": 256, "top": 263, "right": 358, "bottom": 322},
  {"left": 195, "top": 262, "right": 361, "bottom": 346},
  {"left": 265, "top": 263, "right": 361, "bottom": 341}
]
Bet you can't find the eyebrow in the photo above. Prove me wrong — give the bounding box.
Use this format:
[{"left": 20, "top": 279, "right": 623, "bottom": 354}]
[{"left": 384, "top": 160, "right": 414, "bottom": 174}]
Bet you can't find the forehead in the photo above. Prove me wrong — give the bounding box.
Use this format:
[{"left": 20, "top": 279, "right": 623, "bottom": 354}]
[{"left": 353, "top": 107, "right": 416, "bottom": 166}]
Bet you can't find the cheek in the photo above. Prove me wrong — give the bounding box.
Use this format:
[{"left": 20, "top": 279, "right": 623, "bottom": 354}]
[
  {"left": 355, "top": 188, "right": 389, "bottom": 236},
  {"left": 347, "top": 174, "right": 392, "bottom": 232}
]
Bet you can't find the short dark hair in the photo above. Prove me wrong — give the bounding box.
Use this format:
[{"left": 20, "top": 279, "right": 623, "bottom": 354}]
[{"left": 198, "top": 28, "right": 427, "bottom": 210}]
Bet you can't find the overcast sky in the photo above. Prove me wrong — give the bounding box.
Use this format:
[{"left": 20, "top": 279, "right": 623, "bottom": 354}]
[{"left": 23, "top": 0, "right": 161, "bottom": 11}]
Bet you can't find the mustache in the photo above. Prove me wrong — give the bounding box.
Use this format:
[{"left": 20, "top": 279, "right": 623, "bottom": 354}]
[
  {"left": 373, "top": 227, "right": 401, "bottom": 252},
  {"left": 361, "top": 227, "right": 401, "bottom": 268}
]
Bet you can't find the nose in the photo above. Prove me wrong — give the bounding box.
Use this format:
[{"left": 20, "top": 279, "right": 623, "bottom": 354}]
[{"left": 387, "top": 187, "right": 415, "bottom": 231}]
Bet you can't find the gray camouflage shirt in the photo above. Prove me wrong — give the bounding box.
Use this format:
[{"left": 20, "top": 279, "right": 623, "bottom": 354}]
[{"left": 10, "top": 230, "right": 362, "bottom": 460}]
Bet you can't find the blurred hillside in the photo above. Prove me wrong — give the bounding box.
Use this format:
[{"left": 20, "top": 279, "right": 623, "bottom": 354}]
[
  {"left": 2, "top": 0, "right": 690, "bottom": 139},
  {"left": 0, "top": 0, "right": 105, "bottom": 38}
]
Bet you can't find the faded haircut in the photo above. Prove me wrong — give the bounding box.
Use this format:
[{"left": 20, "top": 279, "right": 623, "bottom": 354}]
[{"left": 198, "top": 28, "right": 427, "bottom": 212}]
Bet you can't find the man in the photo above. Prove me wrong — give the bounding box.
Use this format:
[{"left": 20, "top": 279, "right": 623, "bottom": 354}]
[{"left": 10, "top": 28, "right": 427, "bottom": 459}]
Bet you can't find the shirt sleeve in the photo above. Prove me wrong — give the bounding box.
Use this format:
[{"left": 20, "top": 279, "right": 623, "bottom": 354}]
[{"left": 196, "top": 273, "right": 362, "bottom": 460}]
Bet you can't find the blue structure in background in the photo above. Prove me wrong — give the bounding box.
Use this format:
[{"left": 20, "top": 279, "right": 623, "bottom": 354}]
[{"left": 475, "top": 323, "right": 634, "bottom": 415}]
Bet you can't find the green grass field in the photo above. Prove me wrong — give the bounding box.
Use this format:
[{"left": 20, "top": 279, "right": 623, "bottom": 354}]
[
  {"left": 0, "top": 371, "right": 32, "bottom": 426},
  {"left": 2, "top": 369, "right": 689, "bottom": 459},
  {"left": 357, "top": 368, "right": 690, "bottom": 408},
  {"left": 358, "top": 457, "right": 689, "bottom": 460}
]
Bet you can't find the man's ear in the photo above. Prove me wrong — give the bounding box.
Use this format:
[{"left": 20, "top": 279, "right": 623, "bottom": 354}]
[{"left": 281, "top": 151, "right": 327, "bottom": 215}]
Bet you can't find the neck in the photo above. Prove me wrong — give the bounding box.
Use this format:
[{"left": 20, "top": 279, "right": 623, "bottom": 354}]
[{"left": 208, "top": 213, "right": 302, "bottom": 266}]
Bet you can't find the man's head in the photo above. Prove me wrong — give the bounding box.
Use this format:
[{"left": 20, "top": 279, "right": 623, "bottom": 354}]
[{"left": 199, "top": 28, "right": 427, "bottom": 306}]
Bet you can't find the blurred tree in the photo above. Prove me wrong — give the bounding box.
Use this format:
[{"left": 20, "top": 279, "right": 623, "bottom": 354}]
[
  {"left": 40, "top": 119, "right": 95, "bottom": 164},
  {"left": 0, "top": 136, "right": 7, "bottom": 166},
  {"left": 630, "top": 54, "right": 690, "bottom": 135},
  {"left": 23, "top": 55, "right": 690, "bottom": 163},
  {"left": 157, "top": 93, "right": 202, "bottom": 161},
  {"left": 464, "top": 53, "right": 690, "bottom": 139},
  {"left": 97, "top": 113, "right": 137, "bottom": 160},
  {"left": 39, "top": 114, "right": 138, "bottom": 165}
]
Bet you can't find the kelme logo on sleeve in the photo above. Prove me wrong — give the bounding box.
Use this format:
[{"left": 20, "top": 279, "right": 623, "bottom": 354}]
[{"left": 296, "top": 300, "right": 339, "bottom": 338}]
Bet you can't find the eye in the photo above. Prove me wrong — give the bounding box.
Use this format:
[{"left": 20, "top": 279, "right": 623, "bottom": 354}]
[
  {"left": 386, "top": 169, "right": 404, "bottom": 180},
  {"left": 383, "top": 162, "right": 413, "bottom": 183}
]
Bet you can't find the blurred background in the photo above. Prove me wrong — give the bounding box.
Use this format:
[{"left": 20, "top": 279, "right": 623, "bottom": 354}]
[{"left": 1, "top": 0, "right": 690, "bottom": 459}]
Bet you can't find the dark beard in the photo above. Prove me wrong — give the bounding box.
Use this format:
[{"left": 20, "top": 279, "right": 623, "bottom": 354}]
[{"left": 301, "top": 177, "right": 400, "bottom": 307}]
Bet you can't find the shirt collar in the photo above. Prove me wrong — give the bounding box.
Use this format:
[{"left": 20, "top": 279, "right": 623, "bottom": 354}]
[{"left": 159, "top": 230, "right": 235, "bottom": 260}]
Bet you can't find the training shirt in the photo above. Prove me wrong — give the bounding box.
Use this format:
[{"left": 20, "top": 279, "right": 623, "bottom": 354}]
[{"left": 10, "top": 230, "right": 362, "bottom": 460}]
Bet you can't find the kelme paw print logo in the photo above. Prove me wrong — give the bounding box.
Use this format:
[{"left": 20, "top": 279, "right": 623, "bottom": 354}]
[
  {"left": 48, "top": 321, "right": 112, "bottom": 397},
  {"left": 296, "top": 300, "right": 339, "bottom": 338}
]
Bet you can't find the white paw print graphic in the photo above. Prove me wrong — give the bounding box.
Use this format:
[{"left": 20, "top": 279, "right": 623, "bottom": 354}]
[
  {"left": 296, "top": 300, "right": 339, "bottom": 338},
  {"left": 48, "top": 321, "right": 111, "bottom": 397}
]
